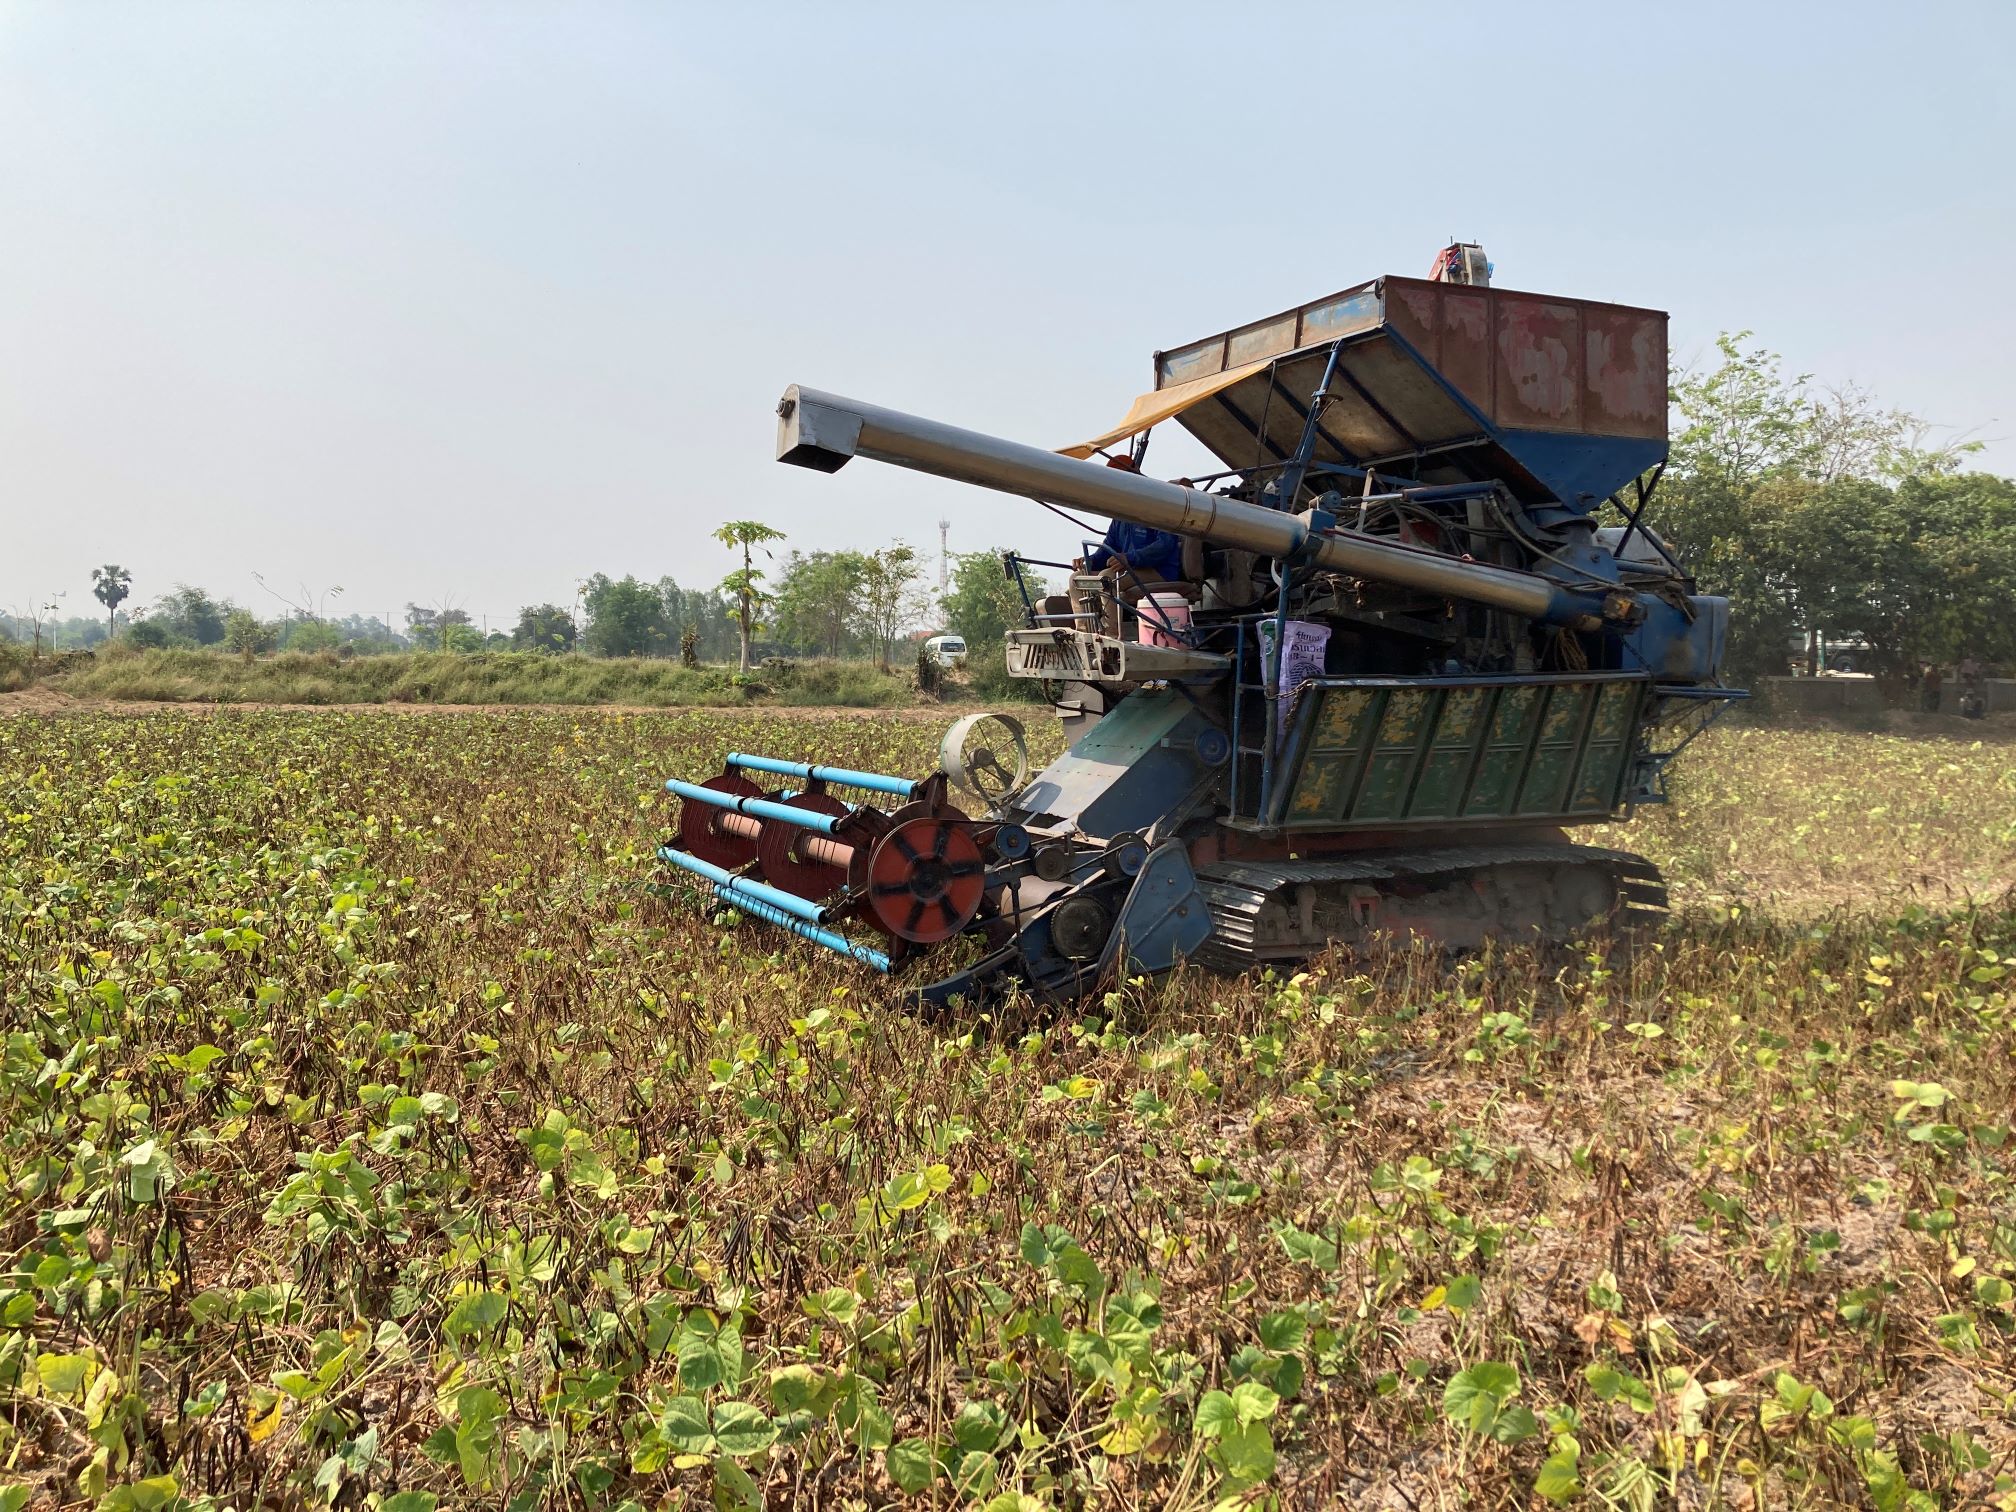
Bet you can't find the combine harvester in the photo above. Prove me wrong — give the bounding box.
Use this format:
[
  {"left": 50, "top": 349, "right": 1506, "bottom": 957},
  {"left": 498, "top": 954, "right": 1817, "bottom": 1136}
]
[{"left": 661, "top": 247, "right": 1741, "bottom": 1004}]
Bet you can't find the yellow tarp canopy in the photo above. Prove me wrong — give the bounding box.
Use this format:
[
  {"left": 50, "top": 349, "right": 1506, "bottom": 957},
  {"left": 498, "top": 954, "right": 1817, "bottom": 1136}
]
[{"left": 1057, "top": 359, "right": 1272, "bottom": 459}]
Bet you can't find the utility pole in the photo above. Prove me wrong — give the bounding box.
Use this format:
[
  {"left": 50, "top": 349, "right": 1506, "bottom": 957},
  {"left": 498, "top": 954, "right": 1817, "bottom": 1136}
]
[{"left": 938, "top": 519, "right": 950, "bottom": 597}]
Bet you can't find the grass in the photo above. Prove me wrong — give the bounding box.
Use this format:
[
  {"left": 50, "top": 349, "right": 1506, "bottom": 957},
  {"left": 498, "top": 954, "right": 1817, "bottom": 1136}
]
[
  {"left": 1, "top": 711, "right": 2012, "bottom": 1510},
  {"left": 28, "top": 647, "right": 933, "bottom": 708}
]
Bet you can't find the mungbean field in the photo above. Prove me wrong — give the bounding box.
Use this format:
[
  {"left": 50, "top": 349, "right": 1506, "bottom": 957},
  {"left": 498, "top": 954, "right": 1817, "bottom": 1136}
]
[{"left": 2, "top": 708, "right": 2013, "bottom": 1511}]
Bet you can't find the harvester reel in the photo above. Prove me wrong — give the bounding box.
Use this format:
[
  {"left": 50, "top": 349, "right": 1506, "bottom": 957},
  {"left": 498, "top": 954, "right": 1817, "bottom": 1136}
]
[
  {"left": 756, "top": 791, "right": 853, "bottom": 900},
  {"left": 940, "top": 713, "right": 1029, "bottom": 812},
  {"left": 678, "top": 773, "right": 764, "bottom": 869},
  {"left": 863, "top": 815, "right": 987, "bottom": 944}
]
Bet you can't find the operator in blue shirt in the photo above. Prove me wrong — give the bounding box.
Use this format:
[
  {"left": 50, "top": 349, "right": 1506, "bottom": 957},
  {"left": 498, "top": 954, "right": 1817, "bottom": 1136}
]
[{"left": 1083, "top": 455, "right": 1187, "bottom": 583}]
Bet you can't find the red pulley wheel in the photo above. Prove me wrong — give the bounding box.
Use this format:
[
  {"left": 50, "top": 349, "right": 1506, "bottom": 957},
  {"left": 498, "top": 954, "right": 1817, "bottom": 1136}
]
[
  {"left": 755, "top": 792, "right": 852, "bottom": 900},
  {"left": 863, "top": 817, "right": 987, "bottom": 944},
  {"left": 678, "top": 773, "right": 763, "bottom": 869}
]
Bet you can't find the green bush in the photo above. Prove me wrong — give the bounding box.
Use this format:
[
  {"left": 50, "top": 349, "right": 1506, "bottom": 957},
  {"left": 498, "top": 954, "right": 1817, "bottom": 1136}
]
[{"left": 960, "top": 640, "right": 1045, "bottom": 704}]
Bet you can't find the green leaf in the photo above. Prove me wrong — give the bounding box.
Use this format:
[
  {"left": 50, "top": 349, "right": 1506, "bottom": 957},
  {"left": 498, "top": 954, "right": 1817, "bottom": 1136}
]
[
  {"left": 676, "top": 1311, "right": 745, "bottom": 1393},
  {"left": 1444, "top": 1274, "right": 1482, "bottom": 1312},
  {"left": 1019, "top": 1223, "right": 1068, "bottom": 1268},
  {"left": 36, "top": 1352, "right": 94, "bottom": 1397},
  {"left": 1830, "top": 1414, "right": 1879, "bottom": 1453},
  {"left": 1584, "top": 1362, "right": 1628, "bottom": 1401},
  {"left": 767, "top": 1365, "right": 833, "bottom": 1417},
  {"left": 1194, "top": 1389, "right": 1236, "bottom": 1438},
  {"left": 454, "top": 1385, "right": 503, "bottom": 1430},
  {"left": 1257, "top": 1309, "right": 1306, "bottom": 1351},
  {"left": 886, "top": 1437, "right": 937, "bottom": 1495},
  {"left": 710, "top": 1401, "right": 777, "bottom": 1458},
  {"left": 120, "top": 1138, "right": 177, "bottom": 1203},
  {"left": 952, "top": 1400, "right": 1009, "bottom": 1453},
  {"left": 949, "top": 1449, "right": 997, "bottom": 1500},
  {"left": 1276, "top": 1224, "right": 1338, "bottom": 1271},
  {"left": 1051, "top": 1245, "right": 1106, "bottom": 1299},
  {"left": 568, "top": 1149, "right": 620, "bottom": 1200},
  {"left": 854, "top": 1403, "right": 894, "bottom": 1453},
  {"left": 1534, "top": 1446, "right": 1582, "bottom": 1504},
  {"left": 712, "top": 1458, "right": 763, "bottom": 1512},
  {"left": 1229, "top": 1382, "right": 1279, "bottom": 1425},
  {"left": 98, "top": 1476, "right": 183, "bottom": 1512},
  {"left": 658, "top": 1394, "right": 714, "bottom": 1455},
  {"left": 1443, "top": 1361, "right": 1519, "bottom": 1436},
  {"left": 881, "top": 1163, "right": 952, "bottom": 1213},
  {"left": 1216, "top": 1421, "right": 1275, "bottom": 1484},
  {"left": 443, "top": 1289, "right": 507, "bottom": 1340},
  {"left": 805, "top": 1286, "right": 858, "bottom": 1325},
  {"left": 380, "top": 1494, "right": 439, "bottom": 1512},
  {"left": 1861, "top": 1449, "right": 1907, "bottom": 1512}
]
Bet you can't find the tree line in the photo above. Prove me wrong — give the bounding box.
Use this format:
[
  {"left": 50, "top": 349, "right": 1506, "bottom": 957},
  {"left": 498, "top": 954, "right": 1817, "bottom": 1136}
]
[
  {"left": 4, "top": 532, "right": 1037, "bottom": 675},
  {"left": 1658, "top": 333, "right": 2010, "bottom": 683}
]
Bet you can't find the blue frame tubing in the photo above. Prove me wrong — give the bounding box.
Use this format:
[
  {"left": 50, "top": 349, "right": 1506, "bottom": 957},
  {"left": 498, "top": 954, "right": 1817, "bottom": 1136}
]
[
  {"left": 723, "top": 754, "right": 918, "bottom": 800},
  {"left": 659, "top": 845, "right": 891, "bottom": 972}
]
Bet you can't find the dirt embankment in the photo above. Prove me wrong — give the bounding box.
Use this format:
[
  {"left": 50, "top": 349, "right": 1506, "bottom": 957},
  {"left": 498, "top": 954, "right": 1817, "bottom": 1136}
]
[{"left": 0, "top": 686, "right": 973, "bottom": 721}]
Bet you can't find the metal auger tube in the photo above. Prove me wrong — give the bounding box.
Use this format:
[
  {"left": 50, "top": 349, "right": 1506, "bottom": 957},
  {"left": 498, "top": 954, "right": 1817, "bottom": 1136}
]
[
  {"left": 726, "top": 753, "right": 920, "bottom": 799},
  {"left": 776, "top": 384, "right": 1610, "bottom": 626},
  {"left": 658, "top": 846, "right": 892, "bottom": 972}
]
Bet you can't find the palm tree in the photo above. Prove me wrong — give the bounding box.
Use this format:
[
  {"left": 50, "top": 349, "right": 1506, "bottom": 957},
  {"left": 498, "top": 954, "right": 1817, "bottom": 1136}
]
[
  {"left": 91, "top": 565, "right": 132, "bottom": 642},
  {"left": 712, "top": 520, "right": 786, "bottom": 673}
]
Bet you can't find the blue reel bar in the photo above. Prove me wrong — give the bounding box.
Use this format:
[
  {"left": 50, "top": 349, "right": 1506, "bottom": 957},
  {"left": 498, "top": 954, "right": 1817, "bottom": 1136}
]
[
  {"left": 665, "top": 778, "right": 845, "bottom": 835},
  {"left": 659, "top": 845, "right": 892, "bottom": 972},
  {"left": 725, "top": 752, "right": 919, "bottom": 800}
]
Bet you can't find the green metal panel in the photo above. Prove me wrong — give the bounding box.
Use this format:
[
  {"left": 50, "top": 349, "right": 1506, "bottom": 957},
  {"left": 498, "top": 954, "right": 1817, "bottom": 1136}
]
[
  {"left": 1354, "top": 693, "right": 1434, "bottom": 821},
  {"left": 1464, "top": 684, "right": 1541, "bottom": 816},
  {"left": 1515, "top": 683, "right": 1593, "bottom": 815},
  {"left": 1411, "top": 685, "right": 1489, "bottom": 819},
  {"left": 1273, "top": 675, "right": 1647, "bottom": 832}
]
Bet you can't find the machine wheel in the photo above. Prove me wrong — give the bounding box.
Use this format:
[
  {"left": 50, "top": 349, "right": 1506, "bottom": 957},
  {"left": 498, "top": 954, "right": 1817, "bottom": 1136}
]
[{"left": 863, "top": 816, "right": 988, "bottom": 944}]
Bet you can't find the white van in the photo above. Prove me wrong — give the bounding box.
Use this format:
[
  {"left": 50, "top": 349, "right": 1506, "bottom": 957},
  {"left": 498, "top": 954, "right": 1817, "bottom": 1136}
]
[{"left": 923, "top": 634, "right": 968, "bottom": 668}]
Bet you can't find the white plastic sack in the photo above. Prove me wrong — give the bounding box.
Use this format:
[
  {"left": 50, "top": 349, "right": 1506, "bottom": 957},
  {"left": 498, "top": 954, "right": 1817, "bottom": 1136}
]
[{"left": 1256, "top": 618, "right": 1330, "bottom": 744}]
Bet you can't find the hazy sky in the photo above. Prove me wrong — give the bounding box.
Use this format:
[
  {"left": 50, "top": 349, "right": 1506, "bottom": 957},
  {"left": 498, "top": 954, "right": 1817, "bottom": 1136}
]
[{"left": 4, "top": 2, "right": 2011, "bottom": 632}]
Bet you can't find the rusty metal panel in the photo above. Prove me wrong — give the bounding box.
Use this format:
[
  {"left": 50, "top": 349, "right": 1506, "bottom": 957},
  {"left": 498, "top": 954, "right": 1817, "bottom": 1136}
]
[
  {"left": 1298, "top": 286, "right": 1382, "bottom": 347},
  {"left": 1226, "top": 313, "right": 1300, "bottom": 369},
  {"left": 1438, "top": 289, "right": 1495, "bottom": 419},
  {"left": 1383, "top": 281, "right": 1437, "bottom": 359},
  {"left": 1157, "top": 339, "right": 1224, "bottom": 388},
  {"left": 1582, "top": 305, "right": 1666, "bottom": 439},
  {"left": 1494, "top": 295, "right": 1584, "bottom": 432}
]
